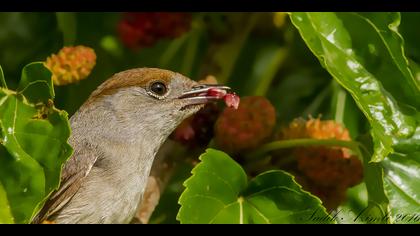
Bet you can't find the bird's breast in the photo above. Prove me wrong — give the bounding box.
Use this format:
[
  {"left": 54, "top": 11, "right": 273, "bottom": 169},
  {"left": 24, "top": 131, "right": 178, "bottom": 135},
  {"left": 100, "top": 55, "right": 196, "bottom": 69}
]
[{"left": 55, "top": 143, "right": 155, "bottom": 223}]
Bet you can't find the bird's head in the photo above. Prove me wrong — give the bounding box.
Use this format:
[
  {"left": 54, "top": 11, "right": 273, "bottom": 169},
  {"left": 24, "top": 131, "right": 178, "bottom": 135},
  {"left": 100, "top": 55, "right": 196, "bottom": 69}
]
[{"left": 79, "top": 68, "right": 229, "bottom": 142}]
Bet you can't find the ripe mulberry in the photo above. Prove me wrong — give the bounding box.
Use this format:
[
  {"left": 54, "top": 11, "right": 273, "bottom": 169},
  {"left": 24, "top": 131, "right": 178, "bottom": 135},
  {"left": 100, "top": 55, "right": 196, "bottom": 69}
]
[
  {"left": 214, "top": 96, "right": 276, "bottom": 154},
  {"left": 45, "top": 46, "right": 96, "bottom": 86}
]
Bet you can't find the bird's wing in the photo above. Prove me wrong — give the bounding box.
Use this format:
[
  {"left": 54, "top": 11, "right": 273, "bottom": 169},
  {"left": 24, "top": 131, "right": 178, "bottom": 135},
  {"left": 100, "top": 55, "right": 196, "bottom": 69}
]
[{"left": 32, "top": 144, "right": 99, "bottom": 223}]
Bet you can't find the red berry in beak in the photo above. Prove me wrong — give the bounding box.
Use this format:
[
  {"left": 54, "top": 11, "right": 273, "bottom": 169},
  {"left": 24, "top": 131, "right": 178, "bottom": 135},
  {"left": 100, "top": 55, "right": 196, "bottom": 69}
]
[
  {"left": 223, "top": 93, "right": 240, "bottom": 109},
  {"left": 207, "top": 88, "right": 227, "bottom": 99}
]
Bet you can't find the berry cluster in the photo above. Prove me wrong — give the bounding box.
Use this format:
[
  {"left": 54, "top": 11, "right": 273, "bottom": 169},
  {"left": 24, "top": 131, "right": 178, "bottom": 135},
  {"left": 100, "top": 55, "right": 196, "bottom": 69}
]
[
  {"left": 45, "top": 46, "right": 96, "bottom": 86},
  {"left": 279, "top": 118, "right": 363, "bottom": 209},
  {"left": 118, "top": 12, "right": 191, "bottom": 49}
]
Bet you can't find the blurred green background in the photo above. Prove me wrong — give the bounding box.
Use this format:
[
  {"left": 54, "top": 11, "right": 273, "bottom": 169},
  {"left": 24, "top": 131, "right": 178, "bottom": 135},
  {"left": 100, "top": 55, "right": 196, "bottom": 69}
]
[{"left": 0, "top": 12, "right": 352, "bottom": 122}]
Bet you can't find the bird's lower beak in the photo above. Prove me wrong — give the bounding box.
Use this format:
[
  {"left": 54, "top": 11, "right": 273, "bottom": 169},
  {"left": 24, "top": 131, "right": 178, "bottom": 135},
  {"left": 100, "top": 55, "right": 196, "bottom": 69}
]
[{"left": 178, "top": 84, "right": 231, "bottom": 106}]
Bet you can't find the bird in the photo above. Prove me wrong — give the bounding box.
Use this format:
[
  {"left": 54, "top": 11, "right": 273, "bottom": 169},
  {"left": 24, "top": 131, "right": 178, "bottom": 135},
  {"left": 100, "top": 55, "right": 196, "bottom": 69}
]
[{"left": 32, "top": 68, "right": 230, "bottom": 224}]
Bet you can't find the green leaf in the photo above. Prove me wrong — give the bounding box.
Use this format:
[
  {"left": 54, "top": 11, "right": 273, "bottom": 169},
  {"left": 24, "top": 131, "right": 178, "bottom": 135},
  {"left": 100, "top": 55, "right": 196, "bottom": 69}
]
[
  {"left": 177, "top": 149, "right": 332, "bottom": 224},
  {"left": 290, "top": 12, "right": 420, "bottom": 224},
  {"left": 0, "top": 64, "right": 72, "bottom": 224},
  {"left": 356, "top": 13, "right": 420, "bottom": 94},
  {"left": 359, "top": 139, "right": 389, "bottom": 224},
  {"left": 382, "top": 153, "right": 420, "bottom": 224},
  {"left": 289, "top": 12, "right": 419, "bottom": 163},
  {"left": 0, "top": 182, "right": 14, "bottom": 224},
  {"left": 400, "top": 13, "right": 420, "bottom": 63},
  {"left": 17, "top": 62, "right": 54, "bottom": 103},
  {"left": 356, "top": 133, "right": 420, "bottom": 224},
  {"left": 0, "top": 65, "right": 6, "bottom": 88}
]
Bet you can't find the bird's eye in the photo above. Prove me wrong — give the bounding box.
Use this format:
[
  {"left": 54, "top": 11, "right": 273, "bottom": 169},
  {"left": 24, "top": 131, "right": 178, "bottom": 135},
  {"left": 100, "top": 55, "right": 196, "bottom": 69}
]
[{"left": 148, "top": 81, "right": 168, "bottom": 98}]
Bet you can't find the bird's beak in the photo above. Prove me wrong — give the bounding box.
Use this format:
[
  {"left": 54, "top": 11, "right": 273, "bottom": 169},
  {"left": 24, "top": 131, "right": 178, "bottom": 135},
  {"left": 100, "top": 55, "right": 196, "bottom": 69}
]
[{"left": 178, "top": 84, "right": 231, "bottom": 106}]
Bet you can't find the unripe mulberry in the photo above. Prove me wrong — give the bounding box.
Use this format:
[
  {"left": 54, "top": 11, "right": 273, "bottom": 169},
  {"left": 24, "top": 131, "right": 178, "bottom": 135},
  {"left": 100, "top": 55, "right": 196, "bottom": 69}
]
[
  {"left": 280, "top": 117, "right": 351, "bottom": 143},
  {"left": 214, "top": 96, "right": 276, "bottom": 154},
  {"left": 45, "top": 46, "right": 96, "bottom": 86},
  {"left": 279, "top": 117, "right": 352, "bottom": 157},
  {"left": 118, "top": 12, "right": 191, "bottom": 49}
]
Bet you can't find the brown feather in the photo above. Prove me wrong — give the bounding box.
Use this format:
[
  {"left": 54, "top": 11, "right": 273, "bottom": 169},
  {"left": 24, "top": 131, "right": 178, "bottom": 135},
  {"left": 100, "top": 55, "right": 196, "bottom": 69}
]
[
  {"left": 33, "top": 142, "right": 99, "bottom": 223},
  {"left": 88, "top": 68, "right": 176, "bottom": 101}
]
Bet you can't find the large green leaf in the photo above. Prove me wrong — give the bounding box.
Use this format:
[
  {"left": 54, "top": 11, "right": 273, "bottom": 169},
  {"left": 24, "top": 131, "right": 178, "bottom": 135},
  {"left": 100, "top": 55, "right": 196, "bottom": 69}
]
[
  {"left": 290, "top": 12, "right": 420, "bottom": 224},
  {"left": 382, "top": 153, "right": 420, "bottom": 224},
  {"left": 399, "top": 13, "right": 420, "bottom": 76},
  {"left": 360, "top": 145, "right": 389, "bottom": 224},
  {"left": 0, "top": 63, "right": 72, "bottom": 223},
  {"left": 289, "top": 12, "right": 419, "bottom": 163},
  {"left": 177, "top": 149, "right": 332, "bottom": 224},
  {"left": 354, "top": 13, "right": 419, "bottom": 96}
]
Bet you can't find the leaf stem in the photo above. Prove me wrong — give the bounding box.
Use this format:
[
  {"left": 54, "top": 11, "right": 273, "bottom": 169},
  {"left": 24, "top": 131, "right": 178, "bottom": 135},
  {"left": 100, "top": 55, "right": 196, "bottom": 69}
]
[
  {"left": 302, "top": 83, "right": 331, "bottom": 117},
  {"left": 334, "top": 82, "right": 347, "bottom": 124},
  {"left": 181, "top": 15, "right": 204, "bottom": 77},
  {"left": 247, "top": 138, "right": 363, "bottom": 160},
  {"left": 252, "top": 47, "right": 289, "bottom": 96},
  {"left": 181, "top": 30, "right": 200, "bottom": 77},
  {"left": 0, "top": 65, "right": 7, "bottom": 89},
  {"left": 217, "top": 13, "right": 260, "bottom": 84}
]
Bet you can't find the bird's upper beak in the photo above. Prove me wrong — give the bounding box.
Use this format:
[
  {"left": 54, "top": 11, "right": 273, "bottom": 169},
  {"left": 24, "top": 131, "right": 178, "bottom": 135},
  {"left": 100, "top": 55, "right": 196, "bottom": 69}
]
[{"left": 178, "top": 84, "right": 231, "bottom": 106}]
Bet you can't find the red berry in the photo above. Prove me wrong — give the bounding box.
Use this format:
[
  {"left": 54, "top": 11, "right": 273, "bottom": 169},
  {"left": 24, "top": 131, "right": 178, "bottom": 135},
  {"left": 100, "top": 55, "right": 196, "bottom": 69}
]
[
  {"left": 207, "top": 88, "right": 227, "bottom": 99},
  {"left": 214, "top": 96, "right": 276, "bottom": 154},
  {"left": 223, "top": 93, "right": 240, "bottom": 109}
]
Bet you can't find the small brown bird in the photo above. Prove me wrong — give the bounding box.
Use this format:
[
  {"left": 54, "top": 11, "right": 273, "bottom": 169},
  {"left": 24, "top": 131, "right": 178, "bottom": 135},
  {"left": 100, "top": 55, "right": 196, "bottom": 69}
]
[{"left": 33, "top": 68, "right": 230, "bottom": 224}]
